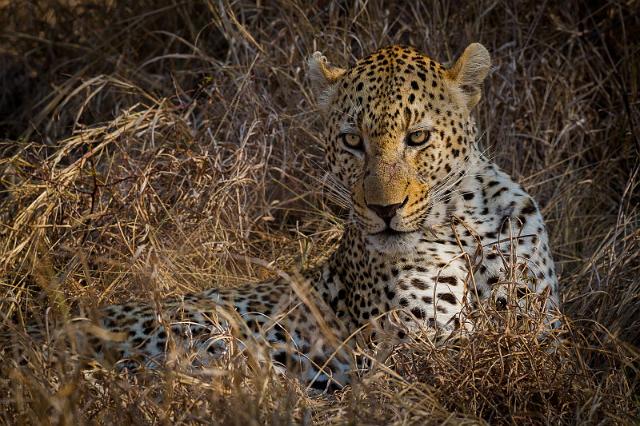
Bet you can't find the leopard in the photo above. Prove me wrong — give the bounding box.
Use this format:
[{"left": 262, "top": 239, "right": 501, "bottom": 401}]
[{"left": 7, "top": 43, "right": 560, "bottom": 393}]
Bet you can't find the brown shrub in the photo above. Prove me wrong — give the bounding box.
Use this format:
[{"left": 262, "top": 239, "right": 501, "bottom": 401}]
[{"left": 0, "top": 0, "right": 638, "bottom": 424}]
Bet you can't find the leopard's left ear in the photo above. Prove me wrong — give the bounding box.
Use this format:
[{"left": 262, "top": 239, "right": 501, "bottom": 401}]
[
  {"left": 447, "top": 43, "right": 491, "bottom": 110},
  {"left": 308, "top": 51, "right": 346, "bottom": 109}
]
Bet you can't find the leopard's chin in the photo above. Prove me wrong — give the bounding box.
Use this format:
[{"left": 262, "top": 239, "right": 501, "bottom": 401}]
[{"left": 365, "top": 229, "right": 421, "bottom": 254}]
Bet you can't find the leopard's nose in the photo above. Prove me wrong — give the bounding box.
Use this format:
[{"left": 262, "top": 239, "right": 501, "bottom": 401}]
[{"left": 367, "top": 197, "right": 408, "bottom": 224}]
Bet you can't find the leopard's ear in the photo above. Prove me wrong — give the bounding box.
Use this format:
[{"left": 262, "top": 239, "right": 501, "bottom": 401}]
[
  {"left": 308, "top": 51, "right": 346, "bottom": 110},
  {"left": 447, "top": 43, "right": 491, "bottom": 110}
]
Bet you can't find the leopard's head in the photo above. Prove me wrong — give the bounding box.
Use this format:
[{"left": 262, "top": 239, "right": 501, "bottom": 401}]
[{"left": 309, "top": 43, "right": 491, "bottom": 252}]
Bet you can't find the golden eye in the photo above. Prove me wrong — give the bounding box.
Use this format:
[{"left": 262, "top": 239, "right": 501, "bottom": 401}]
[
  {"left": 406, "top": 130, "right": 430, "bottom": 147},
  {"left": 340, "top": 133, "right": 364, "bottom": 150}
]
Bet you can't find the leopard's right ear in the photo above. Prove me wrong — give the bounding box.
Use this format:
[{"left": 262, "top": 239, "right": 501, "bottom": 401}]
[
  {"left": 308, "top": 52, "right": 346, "bottom": 110},
  {"left": 446, "top": 43, "right": 491, "bottom": 110}
]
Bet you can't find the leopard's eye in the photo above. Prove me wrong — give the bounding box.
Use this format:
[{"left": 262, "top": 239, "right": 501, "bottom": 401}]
[
  {"left": 339, "top": 133, "right": 364, "bottom": 151},
  {"left": 406, "top": 130, "right": 430, "bottom": 147}
]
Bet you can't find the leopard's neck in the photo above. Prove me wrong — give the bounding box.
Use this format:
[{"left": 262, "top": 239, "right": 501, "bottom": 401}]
[{"left": 308, "top": 156, "right": 529, "bottom": 327}]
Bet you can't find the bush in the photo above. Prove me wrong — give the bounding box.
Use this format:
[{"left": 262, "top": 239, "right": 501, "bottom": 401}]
[{"left": 1, "top": 1, "right": 638, "bottom": 424}]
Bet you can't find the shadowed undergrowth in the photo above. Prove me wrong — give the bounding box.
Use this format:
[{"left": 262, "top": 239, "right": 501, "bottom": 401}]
[{"left": 0, "top": 0, "right": 638, "bottom": 424}]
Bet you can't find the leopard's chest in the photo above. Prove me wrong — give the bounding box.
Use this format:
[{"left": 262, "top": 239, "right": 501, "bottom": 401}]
[{"left": 339, "top": 245, "right": 469, "bottom": 327}]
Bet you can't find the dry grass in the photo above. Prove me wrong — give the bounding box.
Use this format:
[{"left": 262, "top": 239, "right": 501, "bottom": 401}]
[{"left": 0, "top": 0, "right": 639, "bottom": 424}]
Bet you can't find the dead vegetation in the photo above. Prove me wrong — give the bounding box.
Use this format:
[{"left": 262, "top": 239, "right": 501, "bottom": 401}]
[{"left": 0, "top": 0, "right": 638, "bottom": 424}]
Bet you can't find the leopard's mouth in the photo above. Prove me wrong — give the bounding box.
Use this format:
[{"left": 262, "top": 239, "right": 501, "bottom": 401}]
[
  {"left": 370, "top": 223, "right": 420, "bottom": 237},
  {"left": 372, "top": 227, "right": 407, "bottom": 237},
  {"left": 366, "top": 227, "right": 421, "bottom": 253}
]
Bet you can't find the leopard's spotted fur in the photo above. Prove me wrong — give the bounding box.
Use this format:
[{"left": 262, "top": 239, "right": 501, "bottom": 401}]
[{"left": 9, "top": 43, "right": 559, "bottom": 392}]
